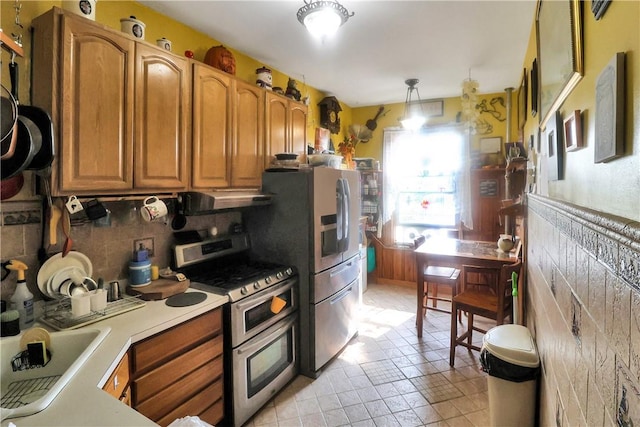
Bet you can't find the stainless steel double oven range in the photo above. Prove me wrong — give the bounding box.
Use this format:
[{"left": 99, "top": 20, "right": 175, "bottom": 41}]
[{"left": 173, "top": 233, "right": 297, "bottom": 427}]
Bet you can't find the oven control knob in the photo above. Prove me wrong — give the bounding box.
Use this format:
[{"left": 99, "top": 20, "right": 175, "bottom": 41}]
[
  {"left": 276, "top": 271, "right": 283, "bottom": 279},
  {"left": 240, "top": 286, "right": 249, "bottom": 295},
  {"left": 286, "top": 268, "right": 293, "bottom": 276},
  {"left": 253, "top": 282, "right": 261, "bottom": 290},
  {"left": 265, "top": 276, "right": 272, "bottom": 284}
]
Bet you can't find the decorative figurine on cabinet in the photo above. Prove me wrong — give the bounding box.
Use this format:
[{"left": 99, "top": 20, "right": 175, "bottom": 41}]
[
  {"left": 285, "top": 78, "right": 302, "bottom": 101},
  {"left": 204, "top": 45, "right": 236, "bottom": 75}
]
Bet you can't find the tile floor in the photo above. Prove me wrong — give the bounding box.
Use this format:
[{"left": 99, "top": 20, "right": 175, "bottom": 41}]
[{"left": 245, "top": 281, "right": 496, "bottom": 427}]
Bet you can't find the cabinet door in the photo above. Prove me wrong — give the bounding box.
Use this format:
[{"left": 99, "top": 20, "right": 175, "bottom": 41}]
[
  {"left": 232, "top": 80, "right": 264, "bottom": 188},
  {"left": 134, "top": 45, "right": 190, "bottom": 190},
  {"left": 289, "top": 102, "right": 308, "bottom": 157},
  {"left": 60, "top": 15, "right": 135, "bottom": 193},
  {"left": 468, "top": 169, "right": 505, "bottom": 241},
  {"left": 265, "top": 92, "right": 288, "bottom": 168},
  {"left": 192, "top": 64, "right": 233, "bottom": 188}
]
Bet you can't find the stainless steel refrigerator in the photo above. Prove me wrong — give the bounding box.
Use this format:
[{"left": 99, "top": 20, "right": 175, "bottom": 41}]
[{"left": 246, "top": 167, "right": 361, "bottom": 378}]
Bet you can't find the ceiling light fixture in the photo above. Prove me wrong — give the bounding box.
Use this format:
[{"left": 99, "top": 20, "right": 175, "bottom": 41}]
[
  {"left": 297, "top": 0, "right": 354, "bottom": 39},
  {"left": 400, "top": 79, "right": 426, "bottom": 131}
]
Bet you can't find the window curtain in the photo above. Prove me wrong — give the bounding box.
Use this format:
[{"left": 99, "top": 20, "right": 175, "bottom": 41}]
[{"left": 382, "top": 125, "right": 473, "bottom": 245}]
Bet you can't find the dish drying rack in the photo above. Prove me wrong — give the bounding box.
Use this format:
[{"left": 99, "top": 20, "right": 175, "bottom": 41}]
[{"left": 39, "top": 296, "right": 146, "bottom": 330}]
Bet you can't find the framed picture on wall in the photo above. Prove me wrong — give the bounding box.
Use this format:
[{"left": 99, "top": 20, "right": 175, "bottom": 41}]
[
  {"left": 530, "top": 59, "right": 538, "bottom": 117},
  {"left": 594, "top": 52, "right": 625, "bottom": 163},
  {"left": 546, "top": 111, "right": 564, "bottom": 181},
  {"left": 563, "top": 110, "right": 583, "bottom": 152},
  {"left": 536, "top": 0, "right": 584, "bottom": 129},
  {"left": 518, "top": 68, "right": 527, "bottom": 130}
]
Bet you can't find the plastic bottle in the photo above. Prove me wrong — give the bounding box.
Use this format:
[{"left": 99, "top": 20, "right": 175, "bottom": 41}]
[{"left": 7, "top": 260, "right": 34, "bottom": 330}]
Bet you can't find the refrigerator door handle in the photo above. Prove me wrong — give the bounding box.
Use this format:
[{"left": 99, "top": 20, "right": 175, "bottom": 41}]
[
  {"left": 336, "top": 179, "right": 344, "bottom": 244},
  {"left": 341, "top": 178, "right": 351, "bottom": 252}
]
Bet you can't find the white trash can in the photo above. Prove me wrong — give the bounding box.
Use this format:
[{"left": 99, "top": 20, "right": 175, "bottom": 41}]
[{"left": 480, "top": 324, "right": 540, "bottom": 427}]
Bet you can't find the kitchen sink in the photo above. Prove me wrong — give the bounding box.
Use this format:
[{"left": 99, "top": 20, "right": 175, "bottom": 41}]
[{"left": 0, "top": 326, "right": 110, "bottom": 421}]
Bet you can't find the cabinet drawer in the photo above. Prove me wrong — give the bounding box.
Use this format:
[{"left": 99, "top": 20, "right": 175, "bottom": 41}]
[
  {"left": 133, "top": 355, "right": 223, "bottom": 421},
  {"left": 102, "top": 352, "right": 130, "bottom": 401},
  {"left": 133, "top": 335, "right": 222, "bottom": 403},
  {"left": 132, "top": 309, "right": 221, "bottom": 373},
  {"left": 156, "top": 379, "right": 223, "bottom": 427}
]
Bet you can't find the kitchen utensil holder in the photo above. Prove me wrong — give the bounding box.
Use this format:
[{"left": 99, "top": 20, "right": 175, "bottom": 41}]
[{"left": 40, "top": 296, "right": 145, "bottom": 330}]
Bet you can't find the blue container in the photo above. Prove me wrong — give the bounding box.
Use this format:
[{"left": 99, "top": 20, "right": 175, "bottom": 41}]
[
  {"left": 129, "top": 260, "right": 151, "bottom": 287},
  {"left": 367, "top": 246, "right": 376, "bottom": 273}
]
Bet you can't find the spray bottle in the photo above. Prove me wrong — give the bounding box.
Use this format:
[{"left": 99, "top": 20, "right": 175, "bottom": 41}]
[{"left": 7, "top": 260, "right": 34, "bottom": 330}]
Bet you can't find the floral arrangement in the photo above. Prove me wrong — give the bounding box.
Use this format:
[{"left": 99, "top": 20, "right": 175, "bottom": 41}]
[{"left": 338, "top": 134, "right": 357, "bottom": 161}]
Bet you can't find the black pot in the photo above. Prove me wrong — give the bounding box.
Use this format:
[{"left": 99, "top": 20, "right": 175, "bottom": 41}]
[
  {"left": 1, "top": 115, "right": 41, "bottom": 180},
  {"left": 21, "top": 105, "right": 54, "bottom": 171}
]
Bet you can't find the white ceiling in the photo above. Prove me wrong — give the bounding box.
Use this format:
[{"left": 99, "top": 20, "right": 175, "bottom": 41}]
[{"left": 139, "top": 0, "right": 538, "bottom": 107}]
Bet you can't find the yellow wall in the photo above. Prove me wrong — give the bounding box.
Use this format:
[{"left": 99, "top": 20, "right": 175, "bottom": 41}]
[
  {"left": 521, "top": 1, "right": 639, "bottom": 221},
  {"left": 0, "top": 0, "right": 353, "bottom": 151},
  {"left": 349, "top": 92, "right": 515, "bottom": 164}
]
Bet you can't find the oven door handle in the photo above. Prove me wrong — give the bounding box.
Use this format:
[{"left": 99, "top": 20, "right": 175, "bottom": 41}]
[
  {"left": 237, "top": 314, "right": 297, "bottom": 355},
  {"left": 234, "top": 278, "right": 296, "bottom": 312}
]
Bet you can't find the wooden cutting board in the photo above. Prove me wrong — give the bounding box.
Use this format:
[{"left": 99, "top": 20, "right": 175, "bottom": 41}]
[{"left": 127, "top": 278, "right": 190, "bottom": 300}]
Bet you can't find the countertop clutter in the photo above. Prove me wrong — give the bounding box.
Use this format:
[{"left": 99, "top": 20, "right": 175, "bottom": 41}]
[{"left": 1, "top": 288, "right": 228, "bottom": 427}]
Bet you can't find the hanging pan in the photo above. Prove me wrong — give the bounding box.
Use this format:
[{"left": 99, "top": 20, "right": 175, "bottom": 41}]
[
  {"left": 1, "top": 115, "right": 42, "bottom": 180},
  {"left": 21, "top": 105, "right": 54, "bottom": 171},
  {"left": 1, "top": 84, "right": 18, "bottom": 160}
]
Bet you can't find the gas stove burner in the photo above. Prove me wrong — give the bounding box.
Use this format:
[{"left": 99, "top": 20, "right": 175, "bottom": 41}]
[{"left": 172, "top": 234, "right": 296, "bottom": 301}]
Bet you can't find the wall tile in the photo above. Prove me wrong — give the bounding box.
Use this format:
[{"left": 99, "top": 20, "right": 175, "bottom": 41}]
[
  {"left": 620, "top": 243, "right": 640, "bottom": 291},
  {"left": 615, "top": 360, "right": 640, "bottom": 427},
  {"left": 586, "top": 372, "right": 605, "bottom": 427},
  {"left": 566, "top": 238, "right": 577, "bottom": 293},
  {"left": 528, "top": 195, "right": 640, "bottom": 427},
  {"left": 607, "top": 276, "right": 631, "bottom": 368},
  {"left": 630, "top": 290, "right": 640, "bottom": 383},
  {"left": 595, "top": 328, "right": 617, "bottom": 417},
  {"left": 575, "top": 247, "right": 590, "bottom": 305},
  {"left": 588, "top": 257, "right": 607, "bottom": 333}
]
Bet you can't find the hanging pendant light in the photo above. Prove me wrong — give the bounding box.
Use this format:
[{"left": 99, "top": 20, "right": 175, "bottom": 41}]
[
  {"left": 461, "top": 70, "right": 480, "bottom": 133},
  {"left": 297, "top": 0, "right": 354, "bottom": 39},
  {"left": 400, "top": 79, "right": 426, "bottom": 131}
]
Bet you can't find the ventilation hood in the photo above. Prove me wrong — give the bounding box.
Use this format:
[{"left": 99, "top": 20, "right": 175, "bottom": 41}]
[{"left": 180, "top": 191, "right": 271, "bottom": 215}]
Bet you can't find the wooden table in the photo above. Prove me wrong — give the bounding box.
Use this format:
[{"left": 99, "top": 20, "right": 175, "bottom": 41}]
[{"left": 414, "top": 237, "right": 519, "bottom": 338}]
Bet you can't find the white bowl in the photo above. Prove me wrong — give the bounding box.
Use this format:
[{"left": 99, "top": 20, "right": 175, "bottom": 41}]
[{"left": 308, "top": 154, "right": 342, "bottom": 168}]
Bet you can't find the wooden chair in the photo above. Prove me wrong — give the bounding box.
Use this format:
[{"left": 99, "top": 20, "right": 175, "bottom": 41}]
[
  {"left": 414, "top": 236, "right": 461, "bottom": 324},
  {"left": 449, "top": 260, "right": 522, "bottom": 366}
]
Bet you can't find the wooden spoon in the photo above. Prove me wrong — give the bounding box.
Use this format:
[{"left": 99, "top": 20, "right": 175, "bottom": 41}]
[
  {"left": 62, "top": 206, "right": 72, "bottom": 257},
  {"left": 48, "top": 198, "right": 62, "bottom": 246}
]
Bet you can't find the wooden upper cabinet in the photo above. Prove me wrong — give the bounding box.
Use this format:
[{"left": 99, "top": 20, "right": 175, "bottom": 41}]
[
  {"left": 265, "top": 92, "right": 288, "bottom": 168},
  {"left": 265, "top": 92, "right": 308, "bottom": 168},
  {"left": 192, "top": 64, "right": 233, "bottom": 189},
  {"left": 59, "top": 14, "right": 135, "bottom": 193},
  {"left": 134, "top": 45, "right": 190, "bottom": 190},
  {"left": 289, "top": 102, "right": 308, "bottom": 159},
  {"left": 232, "top": 80, "right": 264, "bottom": 188}
]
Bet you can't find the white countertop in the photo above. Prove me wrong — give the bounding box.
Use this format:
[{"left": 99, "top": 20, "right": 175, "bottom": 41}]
[{"left": 2, "top": 288, "right": 228, "bottom": 427}]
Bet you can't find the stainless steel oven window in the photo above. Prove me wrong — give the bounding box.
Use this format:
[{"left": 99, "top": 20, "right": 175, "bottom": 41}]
[
  {"left": 245, "top": 285, "right": 294, "bottom": 332},
  {"left": 231, "top": 278, "right": 297, "bottom": 347},
  {"left": 247, "top": 325, "right": 294, "bottom": 398},
  {"left": 232, "top": 314, "right": 298, "bottom": 426}
]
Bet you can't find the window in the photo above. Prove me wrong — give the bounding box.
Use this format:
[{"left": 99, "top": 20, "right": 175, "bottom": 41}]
[{"left": 382, "top": 127, "right": 471, "bottom": 245}]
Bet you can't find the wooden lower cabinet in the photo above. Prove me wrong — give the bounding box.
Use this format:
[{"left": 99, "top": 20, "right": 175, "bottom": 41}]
[
  {"left": 102, "top": 352, "right": 131, "bottom": 405},
  {"left": 130, "top": 309, "right": 224, "bottom": 426}
]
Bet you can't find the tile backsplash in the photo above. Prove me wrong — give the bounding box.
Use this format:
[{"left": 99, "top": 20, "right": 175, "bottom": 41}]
[
  {"left": 0, "top": 199, "right": 240, "bottom": 301},
  {"left": 527, "top": 194, "right": 639, "bottom": 426}
]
